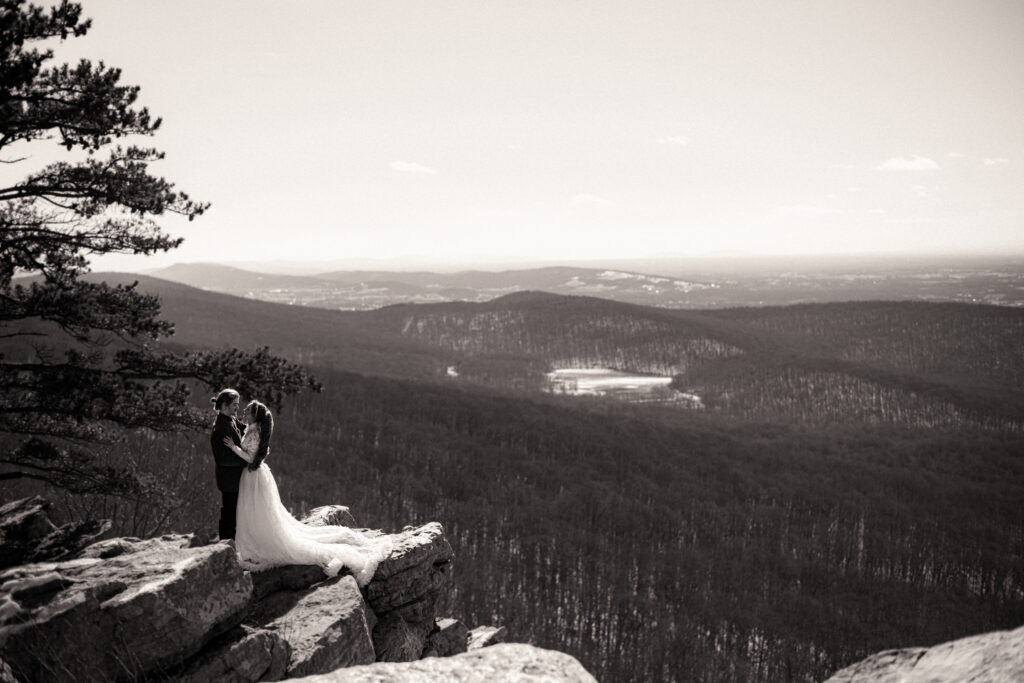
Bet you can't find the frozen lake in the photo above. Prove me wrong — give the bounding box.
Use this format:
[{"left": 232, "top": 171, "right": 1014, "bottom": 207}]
[
  {"left": 545, "top": 368, "right": 704, "bottom": 407},
  {"left": 546, "top": 368, "right": 672, "bottom": 395}
]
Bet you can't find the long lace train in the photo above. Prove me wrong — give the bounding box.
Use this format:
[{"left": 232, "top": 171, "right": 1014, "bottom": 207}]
[{"left": 235, "top": 463, "right": 392, "bottom": 586}]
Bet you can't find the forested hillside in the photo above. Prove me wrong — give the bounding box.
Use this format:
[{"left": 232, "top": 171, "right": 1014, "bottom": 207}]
[
  {"left": 364, "top": 291, "right": 1024, "bottom": 432},
  {"left": 699, "top": 302, "right": 1024, "bottom": 390},
  {"left": 69, "top": 369, "right": 1024, "bottom": 682},
  {"left": 384, "top": 292, "right": 746, "bottom": 386},
  {"left": 10, "top": 275, "right": 1021, "bottom": 681},
  {"left": 271, "top": 372, "right": 1024, "bottom": 682}
]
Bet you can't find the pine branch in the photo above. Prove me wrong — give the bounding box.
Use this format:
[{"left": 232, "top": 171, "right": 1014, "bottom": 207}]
[{"left": 0, "top": 1, "right": 318, "bottom": 504}]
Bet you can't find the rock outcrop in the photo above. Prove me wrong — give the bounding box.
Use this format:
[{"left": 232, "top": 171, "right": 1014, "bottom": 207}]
[
  {"left": 0, "top": 497, "right": 109, "bottom": 570},
  {"left": 78, "top": 533, "right": 200, "bottom": 559},
  {"left": 250, "top": 563, "right": 327, "bottom": 601},
  {"left": 243, "top": 516, "right": 455, "bottom": 664},
  {"left": 825, "top": 623, "right": 1024, "bottom": 682},
  {"left": 363, "top": 522, "right": 454, "bottom": 662},
  {"left": 246, "top": 574, "right": 377, "bottom": 677},
  {"left": 171, "top": 625, "right": 291, "bottom": 683},
  {"left": 289, "top": 643, "right": 598, "bottom": 682},
  {"left": 0, "top": 498, "right": 571, "bottom": 682},
  {"left": 468, "top": 624, "right": 508, "bottom": 650},
  {"left": 0, "top": 540, "right": 252, "bottom": 681},
  {"left": 422, "top": 618, "right": 469, "bottom": 658}
]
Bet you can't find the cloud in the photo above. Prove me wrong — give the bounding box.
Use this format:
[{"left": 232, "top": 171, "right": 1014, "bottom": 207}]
[
  {"left": 878, "top": 156, "right": 939, "bottom": 172},
  {"left": 911, "top": 184, "right": 929, "bottom": 197},
  {"left": 570, "top": 194, "right": 617, "bottom": 208},
  {"left": 657, "top": 135, "right": 691, "bottom": 146},
  {"left": 390, "top": 161, "right": 437, "bottom": 174},
  {"left": 947, "top": 152, "right": 966, "bottom": 158},
  {"left": 983, "top": 157, "right": 1011, "bottom": 166}
]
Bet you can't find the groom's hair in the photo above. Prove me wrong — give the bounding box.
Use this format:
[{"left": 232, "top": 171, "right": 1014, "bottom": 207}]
[{"left": 212, "top": 389, "right": 240, "bottom": 411}]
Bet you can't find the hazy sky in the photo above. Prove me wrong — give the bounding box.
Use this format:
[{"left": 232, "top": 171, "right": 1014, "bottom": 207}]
[{"left": 11, "top": 1, "right": 1024, "bottom": 270}]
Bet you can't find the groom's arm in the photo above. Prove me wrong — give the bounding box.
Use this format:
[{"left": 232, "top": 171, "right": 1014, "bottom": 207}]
[{"left": 212, "top": 421, "right": 248, "bottom": 468}]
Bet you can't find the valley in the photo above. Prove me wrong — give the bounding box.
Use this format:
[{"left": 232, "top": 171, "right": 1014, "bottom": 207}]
[{"left": 6, "top": 271, "right": 1023, "bottom": 682}]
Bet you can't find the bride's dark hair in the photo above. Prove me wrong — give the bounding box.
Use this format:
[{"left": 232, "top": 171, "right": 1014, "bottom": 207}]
[
  {"left": 246, "top": 400, "right": 274, "bottom": 432},
  {"left": 245, "top": 400, "right": 274, "bottom": 467}
]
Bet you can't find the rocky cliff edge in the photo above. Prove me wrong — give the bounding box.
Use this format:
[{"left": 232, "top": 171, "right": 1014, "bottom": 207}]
[{"left": 0, "top": 497, "right": 594, "bottom": 682}]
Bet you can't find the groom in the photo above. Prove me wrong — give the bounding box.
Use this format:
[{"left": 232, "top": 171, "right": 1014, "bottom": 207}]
[{"left": 210, "top": 388, "right": 248, "bottom": 541}]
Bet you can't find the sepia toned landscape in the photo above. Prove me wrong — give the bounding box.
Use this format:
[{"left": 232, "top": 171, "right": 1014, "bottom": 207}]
[
  {"left": 2, "top": 1, "right": 1023, "bottom": 681},
  {"left": 8, "top": 267, "right": 1021, "bottom": 681}
]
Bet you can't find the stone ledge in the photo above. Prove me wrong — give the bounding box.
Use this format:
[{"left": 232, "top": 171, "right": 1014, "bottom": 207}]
[
  {"left": 290, "top": 643, "right": 598, "bottom": 682},
  {"left": 825, "top": 623, "right": 1024, "bottom": 683}
]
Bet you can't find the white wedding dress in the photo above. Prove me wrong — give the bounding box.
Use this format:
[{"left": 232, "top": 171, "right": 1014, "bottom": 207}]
[{"left": 234, "top": 426, "right": 393, "bottom": 586}]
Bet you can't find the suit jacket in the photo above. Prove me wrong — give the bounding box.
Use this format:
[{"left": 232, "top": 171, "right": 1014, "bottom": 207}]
[{"left": 210, "top": 413, "right": 248, "bottom": 493}]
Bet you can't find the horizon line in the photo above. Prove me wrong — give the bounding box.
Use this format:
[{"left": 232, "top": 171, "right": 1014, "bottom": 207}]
[{"left": 83, "top": 248, "right": 1024, "bottom": 277}]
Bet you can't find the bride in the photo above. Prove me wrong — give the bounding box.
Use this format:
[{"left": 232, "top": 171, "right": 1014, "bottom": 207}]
[{"left": 222, "top": 400, "right": 392, "bottom": 586}]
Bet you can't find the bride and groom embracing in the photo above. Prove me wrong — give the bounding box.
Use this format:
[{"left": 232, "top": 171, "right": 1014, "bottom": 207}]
[{"left": 209, "top": 389, "right": 392, "bottom": 586}]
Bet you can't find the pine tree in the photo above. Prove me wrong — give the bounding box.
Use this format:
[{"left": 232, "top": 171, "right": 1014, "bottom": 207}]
[{"left": 0, "top": 1, "right": 320, "bottom": 497}]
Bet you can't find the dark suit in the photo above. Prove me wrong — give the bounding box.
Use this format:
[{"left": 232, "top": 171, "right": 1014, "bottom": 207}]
[{"left": 210, "top": 413, "right": 247, "bottom": 539}]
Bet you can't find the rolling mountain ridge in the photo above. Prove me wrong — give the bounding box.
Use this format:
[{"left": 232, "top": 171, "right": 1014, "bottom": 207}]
[
  {"left": 69, "top": 273, "right": 1024, "bottom": 432},
  {"left": 148, "top": 259, "right": 1024, "bottom": 309}
]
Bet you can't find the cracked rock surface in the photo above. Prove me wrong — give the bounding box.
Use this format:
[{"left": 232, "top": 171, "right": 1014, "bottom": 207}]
[{"left": 825, "top": 623, "right": 1024, "bottom": 683}]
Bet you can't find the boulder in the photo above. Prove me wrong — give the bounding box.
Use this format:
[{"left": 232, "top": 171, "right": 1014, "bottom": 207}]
[
  {"left": 289, "top": 643, "right": 598, "bottom": 682},
  {"left": 0, "top": 539, "right": 252, "bottom": 681},
  {"left": 372, "top": 613, "right": 424, "bottom": 662},
  {"left": 825, "top": 623, "right": 1024, "bottom": 682},
  {"left": 468, "top": 625, "right": 508, "bottom": 650},
  {"left": 421, "top": 617, "right": 469, "bottom": 658},
  {"left": 303, "top": 505, "right": 358, "bottom": 529},
  {"left": 0, "top": 497, "right": 110, "bottom": 568},
  {"left": 247, "top": 574, "right": 376, "bottom": 677},
  {"left": 25, "top": 518, "right": 111, "bottom": 563},
  {"left": 366, "top": 523, "right": 453, "bottom": 602},
  {"left": 363, "top": 523, "right": 454, "bottom": 661},
  {"left": 250, "top": 564, "right": 329, "bottom": 601},
  {"left": 171, "top": 625, "right": 291, "bottom": 683},
  {"left": 0, "top": 497, "right": 53, "bottom": 558},
  {"left": 78, "top": 533, "right": 198, "bottom": 559}
]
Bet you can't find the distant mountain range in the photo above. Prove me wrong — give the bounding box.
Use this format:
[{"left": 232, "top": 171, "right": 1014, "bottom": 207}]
[
  {"left": 149, "top": 260, "right": 1024, "bottom": 310},
  {"left": 149, "top": 263, "right": 718, "bottom": 309}
]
